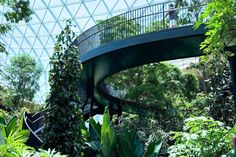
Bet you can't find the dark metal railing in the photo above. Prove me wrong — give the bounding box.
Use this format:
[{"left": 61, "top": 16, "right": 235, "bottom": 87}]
[{"left": 78, "top": 1, "right": 206, "bottom": 56}]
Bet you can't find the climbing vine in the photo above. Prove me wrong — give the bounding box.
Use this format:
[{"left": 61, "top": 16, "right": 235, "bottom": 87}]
[{"left": 42, "top": 20, "right": 83, "bottom": 156}]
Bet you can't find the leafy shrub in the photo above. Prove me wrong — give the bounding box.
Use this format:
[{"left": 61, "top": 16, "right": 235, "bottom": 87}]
[
  {"left": 85, "top": 107, "right": 163, "bottom": 157},
  {"left": 119, "top": 112, "right": 169, "bottom": 154},
  {"left": 189, "top": 54, "right": 235, "bottom": 126},
  {"left": 0, "top": 114, "right": 66, "bottom": 157},
  {"left": 0, "top": 115, "right": 32, "bottom": 156},
  {"left": 0, "top": 109, "right": 10, "bottom": 120},
  {"left": 33, "top": 148, "right": 67, "bottom": 157},
  {"left": 168, "top": 116, "right": 236, "bottom": 157}
]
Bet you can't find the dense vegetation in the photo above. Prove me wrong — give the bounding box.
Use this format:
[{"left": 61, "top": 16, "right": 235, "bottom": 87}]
[
  {"left": 105, "top": 63, "right": 199, "bottom": 131},
  {"left": 0, "top": 0, "right": 236, "bottom": 157}
]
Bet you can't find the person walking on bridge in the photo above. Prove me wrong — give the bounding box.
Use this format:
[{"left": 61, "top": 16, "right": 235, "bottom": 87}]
[{"left": 166, "top": 4, "right": 177, "bottom": 28}]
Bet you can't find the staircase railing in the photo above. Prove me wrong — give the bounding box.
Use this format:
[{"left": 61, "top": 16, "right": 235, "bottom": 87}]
[{"left": 77, "top": 1, "right": 206, "bottom": 56}]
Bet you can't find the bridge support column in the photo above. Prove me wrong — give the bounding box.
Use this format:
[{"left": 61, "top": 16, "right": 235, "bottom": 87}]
[
  {"left": 228, "top": 52, "right": 236, "bottom": 114},
  {"left": 88, "top": 67, "right": 95, "bottom": 134}
]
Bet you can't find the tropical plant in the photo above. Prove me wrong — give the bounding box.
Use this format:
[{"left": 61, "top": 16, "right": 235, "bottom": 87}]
[
  {"left": 42, "top": 20, "right": 83, "bottom": 156},
  {"left": 0, "top": 114, "right": 33, "bottom": 157},
  {"left": 168, "top": 116, "right": 236, "bottom": 157},
  {"left": 3, "top": 53, "right": 43, "bottom": 108},
  {"left": 86, "top": 107, "right": 163, "bottom": 157},
  {"left": 0, "top": 114, "right": 66, "bottom": 157},
  {"left": 34, "top": 148, "right": 68, "bottom": 157},
  {"left": 119, "top": 112, "right": 169, "bottom": 154}
]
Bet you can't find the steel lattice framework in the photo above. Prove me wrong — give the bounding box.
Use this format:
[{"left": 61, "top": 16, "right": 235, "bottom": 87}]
[{"left": 0, "top": 0, "right": 197, "bottom": 104}]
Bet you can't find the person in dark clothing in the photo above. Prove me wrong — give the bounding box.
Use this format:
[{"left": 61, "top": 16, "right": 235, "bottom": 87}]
[{"left": 167, "top": 4, "right": 177, "bottom": 28}]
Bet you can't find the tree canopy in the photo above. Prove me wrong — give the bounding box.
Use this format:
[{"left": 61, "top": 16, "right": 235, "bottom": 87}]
[
  {"left": 3, "top": 53, "right": 42, "bottom": 107},
  {"left": 194, "top": 0, "right": 236, "bottom": 57},
  {"left": 0, "top": 0, "right": 33, "bottom": 54}
]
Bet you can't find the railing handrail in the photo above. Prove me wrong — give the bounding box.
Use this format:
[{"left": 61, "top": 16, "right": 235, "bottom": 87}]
[
  {"left": 78, "top": 4, "right": 205, "bottom": 45},
  {"left": 79, "top": 1, "right": 175, "bottom": 41},
  {"left": 77, "top": 1, "right": 206, "bottom": 55}
]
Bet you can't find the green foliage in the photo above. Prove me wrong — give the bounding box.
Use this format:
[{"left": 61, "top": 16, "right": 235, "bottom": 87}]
[
  {"left": 3, "top": 53, "right": 43, "bottom": 108},
  {"left": 0, "top": 109, "right": 10, "bottom": 120},
  {"left": 105, "top": 63, "right": 199, "bottom": 130},
  {"left": 98, "top": 16, "right": 141, "bottom": 44},
  {"left": 194, "top": 0, "right": 236, "bottom": 57},
  {"left": 119, "top": 112, "right": 169, "bottom": 154},
  {"left": 86, "top": 107, "right": 163, "bottom": 157},
  {"left": 190, "top": 54, "right": 235, "bottom": 126},
  {"left": 0, "top": 114, "right": 66, "bottom": 156},
  {"left": 145, "top": 20, "right": 168, "bottom": 33},
  {"left": 0, "top": 114, "right": 32, "bottom": 157},
  {"left": 88, "top": 107, "right": 116, "bottom": 157},
  {"left": 101, "top": 108, "right": 116, "bottom": 157},
  {"left": 175, "top": 0, "right": 206, "bottom": 24},
  {"left": 106, "top": 63, "right": 198, "bottom": 105},
  {"left": 34, "top": 148, "right": 68, "bottom": 157},
  {"left": 0, "top": 0, "right": 33, "bottom": 54},
  {"left": 177, "top": 93, "right": 209, "bottom": 118},
  {"left": 42, "top": 20, "right": 83, "bottom": 156},
  {"left": 0, "top": 85, "right": 14, "bottom": 107},
  {"left": 1, "top": 0, "right": 33, "bottom": 23},
  {"left": 223, "top": 148, "right": 236, "bottom": 157},
  {"left": 168, "top": 116, "right": 235, "bottom": 157},
  {"left": 146, "top": 140, "right": 162, "bottom": 157}
]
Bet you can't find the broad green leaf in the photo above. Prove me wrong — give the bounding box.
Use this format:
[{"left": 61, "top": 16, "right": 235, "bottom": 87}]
[
  {"left": 102, "top": 133, "right": 111, "bottom": 157},
  {"left": 0, "top": 124, "right": 6, "bottom": 138},
  {"left": 117, "top": 134, "right": 135, "bottom": 157},
  {"left": 89, "top": 117, "right": 101, "bottom": 139},
  {"left": 18, "top": 112, "right": 25, "bottom": 131},
  {"left": 129, "top": 128, "right": 137, "bottom": 141},
  {"left": 96, "top": 154, "right": 103, "bottom": 157},
  {"left": 0, "top": 117, "right": 6, "bottom": 125},
  {"left": 107, "top": 125, "right": 116, "bottom": 149},
  {"left": 101, "top": 107, "right": 110, "bottom": 146},
  {"left": 6, "top": 116, "right": 17, "bottom": 137},
  {"left": 0, "top": 125, "right": 6, "bottom": 145},
  {"left": 85, "top": 141, "right": 101, "bottom": 152},
  {"left": 134, "top": 138, "right": 144, "bottom": 157},
  {"left": 145, "top": 140, "right": 163, "bottom": 157}
]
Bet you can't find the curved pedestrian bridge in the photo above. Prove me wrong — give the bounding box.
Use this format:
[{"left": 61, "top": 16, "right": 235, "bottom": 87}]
[{"left": 75, "top": 1, "right": 207, "bottom": 115}]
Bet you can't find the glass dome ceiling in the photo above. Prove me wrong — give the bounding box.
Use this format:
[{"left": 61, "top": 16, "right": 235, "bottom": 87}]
[{"left": 0, "top": 0, "right": 198, "bottom": 104}]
